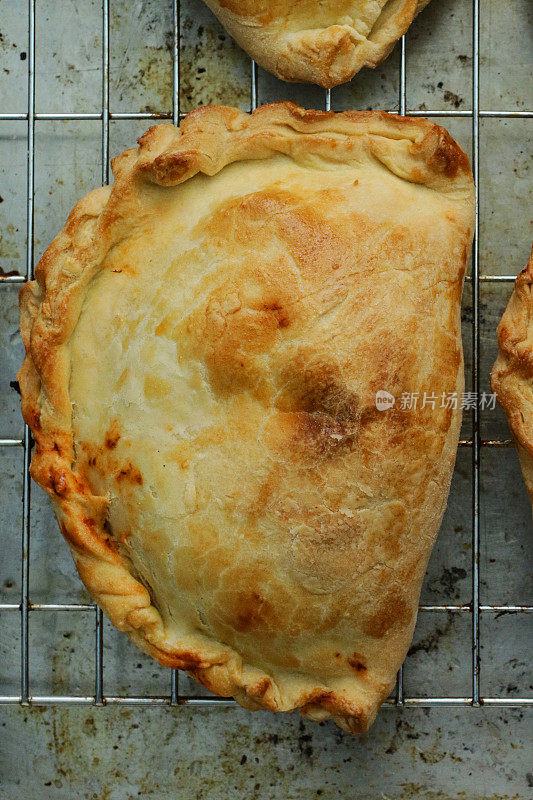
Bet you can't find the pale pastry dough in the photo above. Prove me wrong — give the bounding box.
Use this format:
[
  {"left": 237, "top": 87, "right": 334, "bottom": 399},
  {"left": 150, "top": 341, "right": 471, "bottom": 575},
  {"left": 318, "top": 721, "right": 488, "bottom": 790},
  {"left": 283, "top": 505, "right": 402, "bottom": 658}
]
[
  {"left": 491, "top": 247, "right": 533, "bottom": 506},
  {"left": 19, "top": 103, "right": 474, "bottom": 733},
  {"left": 202, "top": 0, "right": 432, "bottom": 87}
]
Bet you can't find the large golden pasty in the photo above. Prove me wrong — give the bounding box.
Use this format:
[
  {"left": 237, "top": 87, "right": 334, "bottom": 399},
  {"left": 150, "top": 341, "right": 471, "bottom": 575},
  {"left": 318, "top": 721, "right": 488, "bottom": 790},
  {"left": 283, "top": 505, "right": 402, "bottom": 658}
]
[
  {"left": 491, "top": 247, "right": 533, "bottom": 506},
  {"left": 202, "top": 0, "right": 431, "bottom": 87},
  {"left": 19, "top": 103, "right": 474, "bottom": 733}
]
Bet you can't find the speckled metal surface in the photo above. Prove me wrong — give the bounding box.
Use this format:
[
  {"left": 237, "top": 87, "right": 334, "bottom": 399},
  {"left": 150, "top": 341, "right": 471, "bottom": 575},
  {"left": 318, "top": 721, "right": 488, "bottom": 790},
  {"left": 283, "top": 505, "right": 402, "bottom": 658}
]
[{"left": 0, "top": 0, "right": 532, "bottom": 798}]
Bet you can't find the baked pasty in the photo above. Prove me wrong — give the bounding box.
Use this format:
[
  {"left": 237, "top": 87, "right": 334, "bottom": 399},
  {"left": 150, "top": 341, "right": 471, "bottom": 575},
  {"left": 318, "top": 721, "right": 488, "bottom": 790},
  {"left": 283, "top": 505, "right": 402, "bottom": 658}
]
[
  {"left": 491, "top": 248, "right": 533, "bottom": 505},
  {"left": 202, "top": 0, "right": 432, "bottom": 87},
  {"left": 19, "top": 103, "right": 474, "bottom": 733}
]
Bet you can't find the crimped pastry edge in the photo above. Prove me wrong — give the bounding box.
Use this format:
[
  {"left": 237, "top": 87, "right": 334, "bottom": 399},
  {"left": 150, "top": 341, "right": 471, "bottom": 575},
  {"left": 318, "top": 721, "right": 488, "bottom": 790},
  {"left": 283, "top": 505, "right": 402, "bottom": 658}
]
[
  {"left": 18, "top": 102, "right": 472, "bottom": 733},
  {"left": 491, "top": 247, "right": 533, "bottom": 504},
  {"left": 203, "top": 0, "right": 431, "bottom": 88}
]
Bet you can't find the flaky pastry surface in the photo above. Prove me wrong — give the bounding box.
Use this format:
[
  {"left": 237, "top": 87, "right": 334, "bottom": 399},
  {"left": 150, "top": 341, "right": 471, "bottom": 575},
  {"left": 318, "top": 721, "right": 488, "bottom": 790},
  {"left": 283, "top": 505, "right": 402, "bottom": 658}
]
[
  {"left": 19, "top": 103, "right": 474, "bottom": 733},
  {"left": 203, "top": 0, "right": 431, "bottom": 87},
  {"left": 491, "top": 247, "right": 533, "bottom": 506}
]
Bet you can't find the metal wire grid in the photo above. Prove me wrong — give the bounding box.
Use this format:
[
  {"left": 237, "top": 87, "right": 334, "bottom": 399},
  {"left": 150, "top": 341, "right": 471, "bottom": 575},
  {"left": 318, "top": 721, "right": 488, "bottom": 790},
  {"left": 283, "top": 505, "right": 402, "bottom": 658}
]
[{"left": 0, "top": 0, "right": 532, "bottom": 709}]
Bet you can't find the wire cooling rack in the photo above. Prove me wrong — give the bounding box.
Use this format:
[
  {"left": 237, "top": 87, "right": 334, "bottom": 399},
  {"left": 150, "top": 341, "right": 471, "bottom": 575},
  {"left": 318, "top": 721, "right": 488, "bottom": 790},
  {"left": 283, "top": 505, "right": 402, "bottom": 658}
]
[{"left": 0, "top": 0, "right": 532, "bottom": 710}]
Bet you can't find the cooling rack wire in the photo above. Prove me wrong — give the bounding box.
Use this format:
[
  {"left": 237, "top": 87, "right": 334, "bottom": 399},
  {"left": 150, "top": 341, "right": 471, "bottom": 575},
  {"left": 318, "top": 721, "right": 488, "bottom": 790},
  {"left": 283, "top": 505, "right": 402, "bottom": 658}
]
[{"left": 0, "top": 0, "right": 532, "bottom": 709}]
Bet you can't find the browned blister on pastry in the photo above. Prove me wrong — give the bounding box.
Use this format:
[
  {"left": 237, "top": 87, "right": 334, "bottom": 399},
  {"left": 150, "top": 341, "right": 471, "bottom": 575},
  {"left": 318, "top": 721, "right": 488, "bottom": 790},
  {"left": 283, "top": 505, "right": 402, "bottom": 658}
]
[
  {"left": 202, "top": 0, "right": 432, "bottom": 87},
  {"left": 19, "top": 103, "right": 474, "bottom": 733},
  {"left": 491, "top": 247, "right": 533, "bottom": 506}
]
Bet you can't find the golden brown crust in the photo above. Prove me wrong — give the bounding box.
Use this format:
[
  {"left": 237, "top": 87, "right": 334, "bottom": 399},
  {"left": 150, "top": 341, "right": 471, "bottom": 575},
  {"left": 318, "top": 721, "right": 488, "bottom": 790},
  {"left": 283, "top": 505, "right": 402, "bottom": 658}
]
[
  {"left": 491, "top": 247, "right": 533, "bottom": 504},
  {"left": 203, "top": 0, "right": 432, "bottom": 87},
  {"left": 19, "top": 103, "right": 474, "bottom": 733}
]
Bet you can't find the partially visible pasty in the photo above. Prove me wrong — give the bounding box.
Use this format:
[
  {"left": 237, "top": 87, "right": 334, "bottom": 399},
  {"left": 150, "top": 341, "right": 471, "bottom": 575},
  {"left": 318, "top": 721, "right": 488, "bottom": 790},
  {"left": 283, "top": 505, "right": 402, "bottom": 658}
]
[
  {"left": 202, "top": 0, "right": 431, "bottom": 87},
  {"left": 491, "top": 247, "right": 533, "bottom": 506}
]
